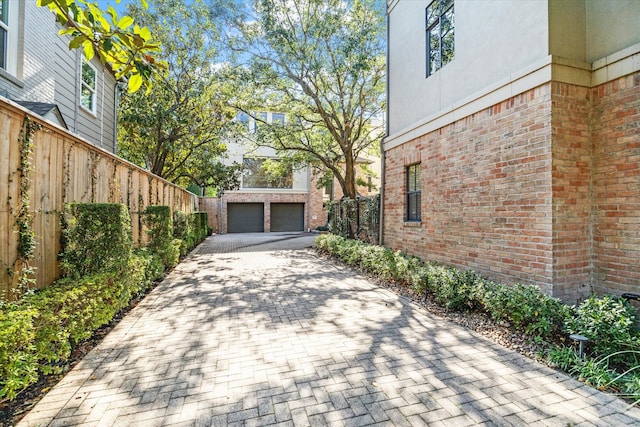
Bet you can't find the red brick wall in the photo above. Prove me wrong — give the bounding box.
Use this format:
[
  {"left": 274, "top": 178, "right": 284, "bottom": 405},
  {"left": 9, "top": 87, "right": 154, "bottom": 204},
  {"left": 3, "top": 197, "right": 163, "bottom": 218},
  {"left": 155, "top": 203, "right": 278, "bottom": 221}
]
[
  {"left": 200, "top": 192, "right": 311, "bottom": 233},
  {"left": 384, "top": 84, "right": 556, "bottom": 294},
  {"left": 199, "top": 197, "right": 220, "bottom": 232},
  {"left": 309, "top": 174, "right": 329, "bottom": 229},
  {"left": 592, "top": 73, "right": 640, "bottom": 296},
  {"left": 550, "top": 82, "right": 592, "bottom": 303},
  {"left": 384, "top": 74, "right": 640, "bottom": 301}
]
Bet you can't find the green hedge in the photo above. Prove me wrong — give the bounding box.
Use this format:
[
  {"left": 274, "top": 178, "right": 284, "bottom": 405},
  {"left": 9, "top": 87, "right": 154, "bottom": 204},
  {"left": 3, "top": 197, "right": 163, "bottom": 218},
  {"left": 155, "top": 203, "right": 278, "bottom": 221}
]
[
  {"left": 144, "top": 206, "right": 180, "bottom": 269},
  {"left": 60, "top": 203, "right": 132, "bottom": 278},
  {"left": 173, "top": 211, "right": 209, "bottom": 256},
  {"left": 0, "top": 254, "right": 161, "bottom": 402},
  {"left": 0, "top": 202, "right": 205, "bottom": 402},
  {"left": 316, "top": 234, "right": 640, "bottom": 402},
  {"left": 194, "top": 212, "right": 209, "bottom": 242}
]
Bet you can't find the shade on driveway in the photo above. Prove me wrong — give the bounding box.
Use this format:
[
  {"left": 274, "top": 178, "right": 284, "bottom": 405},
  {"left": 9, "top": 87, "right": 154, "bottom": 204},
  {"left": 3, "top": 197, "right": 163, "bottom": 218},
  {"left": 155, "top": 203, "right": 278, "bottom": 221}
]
[{"left": 19, "top": 233, "right": 640, "bottom": 426}]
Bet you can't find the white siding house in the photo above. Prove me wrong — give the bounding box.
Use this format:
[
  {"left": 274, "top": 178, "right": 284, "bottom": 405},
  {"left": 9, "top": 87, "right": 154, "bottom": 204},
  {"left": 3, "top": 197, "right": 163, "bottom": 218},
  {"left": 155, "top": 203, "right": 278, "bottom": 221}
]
[{"left": 0, "top": 0, "right": 118, "bottom": 153}]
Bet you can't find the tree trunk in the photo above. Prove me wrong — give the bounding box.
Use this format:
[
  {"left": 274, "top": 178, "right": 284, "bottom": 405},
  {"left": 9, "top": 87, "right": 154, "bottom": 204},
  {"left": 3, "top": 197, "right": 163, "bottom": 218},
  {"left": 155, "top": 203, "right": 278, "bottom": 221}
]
[{"left": 342, "top": 153, "right": 357, "bottom": 199}]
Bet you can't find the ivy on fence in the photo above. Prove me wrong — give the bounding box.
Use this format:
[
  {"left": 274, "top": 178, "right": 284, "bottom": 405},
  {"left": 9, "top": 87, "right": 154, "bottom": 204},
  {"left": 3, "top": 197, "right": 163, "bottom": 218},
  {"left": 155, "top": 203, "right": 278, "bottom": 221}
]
[
  {"left": 7, "top": 117, "right": 41, "bottom": 298},
  {"left": 326, "top": 195, "right": 380, "bottom": 244}
]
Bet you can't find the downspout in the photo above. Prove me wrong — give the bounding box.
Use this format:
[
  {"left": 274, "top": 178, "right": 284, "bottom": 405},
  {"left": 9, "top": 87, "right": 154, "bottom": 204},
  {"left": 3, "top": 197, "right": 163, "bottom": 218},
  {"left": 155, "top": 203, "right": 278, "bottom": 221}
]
[
  {"left": 379, "top": 6, "right": 390, "bottom": 246},
  {"left": 218, "top": 192, "right": 223, "bottom": 234},
  {"left": 379, "top": 136, "right": 385, "bottom": 246},
  {"left": 100, "top": 73, "right": 105, "bottom": 148},
  {"left": 113, "top": 82, "right": 122, "bottom": 155},
  {"left": 307, "top": 165, "right": 311, "bottom": 232}
]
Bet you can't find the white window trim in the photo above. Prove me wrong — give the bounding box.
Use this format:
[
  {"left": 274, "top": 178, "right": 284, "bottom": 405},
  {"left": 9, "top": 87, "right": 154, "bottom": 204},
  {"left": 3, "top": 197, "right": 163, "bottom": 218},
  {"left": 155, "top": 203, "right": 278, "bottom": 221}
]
[
  {"left": 0, "top": 0, "right": 20, "bottom": 77},
  {"left": 80, "top": 57, "right": 97, "bottom": 115}
]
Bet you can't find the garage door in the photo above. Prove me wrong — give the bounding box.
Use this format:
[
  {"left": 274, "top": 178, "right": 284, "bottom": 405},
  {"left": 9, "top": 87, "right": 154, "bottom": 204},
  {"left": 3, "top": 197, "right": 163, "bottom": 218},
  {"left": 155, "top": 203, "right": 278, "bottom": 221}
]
[
  {"left": 227, "top": 203, "right": 264, "bottom": 233},
  {"left": 271, "top": 203, "right": 304, "bottom": 232}
]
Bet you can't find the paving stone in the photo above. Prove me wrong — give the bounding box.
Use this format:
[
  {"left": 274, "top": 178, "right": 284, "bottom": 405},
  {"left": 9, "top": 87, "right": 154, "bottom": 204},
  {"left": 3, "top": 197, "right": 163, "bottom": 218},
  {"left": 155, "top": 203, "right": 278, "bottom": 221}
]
[{"left": 16, "top": 233, "right": 640, "bottom": 427}]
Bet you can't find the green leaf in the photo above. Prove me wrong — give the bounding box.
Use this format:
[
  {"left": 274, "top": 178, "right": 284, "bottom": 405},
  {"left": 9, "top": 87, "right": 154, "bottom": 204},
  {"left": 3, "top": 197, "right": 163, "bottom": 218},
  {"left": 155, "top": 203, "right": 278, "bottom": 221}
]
[
  {"left": 69, "top": 35, "right": 85, "bottom": 50},
  {"left": 103, "top": 37, "right": 113, "bottom": 52},
  {"left": 138, "top": 27, "right": 151, "bottom": 42},
  {"left": 82, "top": 41, "right": 94, "bottom": 61},
  {"left": 128, "top": 73, "right": 143, "bottom": 93},
  {"left": 107, "top": 5, "right": 118, "bottom": 23},
  {"left": 117, "top": 16, "right": 134, "bottom": 30}
]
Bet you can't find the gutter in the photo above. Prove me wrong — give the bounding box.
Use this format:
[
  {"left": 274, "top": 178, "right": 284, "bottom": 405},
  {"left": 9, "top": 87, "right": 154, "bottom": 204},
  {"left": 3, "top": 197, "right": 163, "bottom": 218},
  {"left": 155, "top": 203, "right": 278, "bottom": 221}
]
[
  {"left": 379, "top": 6, "right": 390, "bottom": 246},
  {"left": 307, "top": 165, "right": 312, "bottom": 232}
]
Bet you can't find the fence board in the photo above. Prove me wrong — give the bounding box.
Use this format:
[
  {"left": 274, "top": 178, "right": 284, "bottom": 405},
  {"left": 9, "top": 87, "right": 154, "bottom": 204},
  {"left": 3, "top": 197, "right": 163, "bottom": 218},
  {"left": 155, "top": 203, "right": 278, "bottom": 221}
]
[
  {"left": 0, "top": 111, "right": 12, "bottom": 297},
  {"left": 0, "top": 99, "right": 198, "bottom": 299}
]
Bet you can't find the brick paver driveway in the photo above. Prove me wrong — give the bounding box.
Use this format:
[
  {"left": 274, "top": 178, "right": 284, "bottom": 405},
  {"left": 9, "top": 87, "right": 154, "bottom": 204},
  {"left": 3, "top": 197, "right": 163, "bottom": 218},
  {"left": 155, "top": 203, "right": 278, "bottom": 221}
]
[{"left": 19, "top": 233, "right": 640, "bottom": 426}]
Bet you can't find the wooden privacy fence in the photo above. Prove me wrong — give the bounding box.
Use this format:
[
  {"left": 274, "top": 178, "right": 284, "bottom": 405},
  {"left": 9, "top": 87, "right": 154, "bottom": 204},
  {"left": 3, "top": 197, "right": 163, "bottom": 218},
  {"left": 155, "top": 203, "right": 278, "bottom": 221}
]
[{"left": 0, "top": 99, "right": 197, "bottom": 299}]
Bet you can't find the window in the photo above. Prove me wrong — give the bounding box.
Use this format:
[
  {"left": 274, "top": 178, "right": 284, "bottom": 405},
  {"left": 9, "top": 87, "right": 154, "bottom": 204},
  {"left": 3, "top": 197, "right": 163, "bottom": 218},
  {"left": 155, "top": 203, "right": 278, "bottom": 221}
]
[
  {"left": 406, "top": 164, "right": 421, "bottom": 221},
  {"left": 0, "top": 0, "right": 7, "bottom": 70},
  {"left": 236, "top": 111, "right": 250, "bottom": 130},
  {"left": 426, "top": 0, "right": 454, "bottom": 77},
  {"left": 254, "top": 111, "right": 268, "bottom": 131},
  {"left": 81, "top": 58, "right": 97, "bottom": 113},
  {"left": 242, "top": 158, "right": 293, "bottom": 189},
  {"left": 0, "top": 0, "right": 18, "bottom": 75},
  {"left": 272, "top": 112, "right": 285, "bottom": 125}
]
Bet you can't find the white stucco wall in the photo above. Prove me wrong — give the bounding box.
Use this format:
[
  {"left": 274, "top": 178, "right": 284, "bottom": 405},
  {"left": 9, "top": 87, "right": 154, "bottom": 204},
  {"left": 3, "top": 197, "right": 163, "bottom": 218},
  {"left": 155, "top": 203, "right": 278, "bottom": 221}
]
[
  {"left": 387, "top": 0, "right": 549, "bottom": 136},
  {"left": 387, "top": 0, "right": 640, "bottom": 141},
  {"left": 585, "top": 0, "right": 640, "bottom": 62}
]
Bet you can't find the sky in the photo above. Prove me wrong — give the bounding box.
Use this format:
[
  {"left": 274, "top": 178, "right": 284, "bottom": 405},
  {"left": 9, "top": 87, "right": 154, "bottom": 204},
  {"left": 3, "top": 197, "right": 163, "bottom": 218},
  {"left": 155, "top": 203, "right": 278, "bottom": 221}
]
[{"left": 96, "top": 0, "right": 134, "bottom": 14}]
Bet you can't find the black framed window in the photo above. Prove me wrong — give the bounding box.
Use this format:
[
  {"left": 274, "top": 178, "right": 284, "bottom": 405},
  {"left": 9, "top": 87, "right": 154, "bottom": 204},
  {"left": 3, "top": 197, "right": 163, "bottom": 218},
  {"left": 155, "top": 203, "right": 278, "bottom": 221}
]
[
  {"left": 426, "top": 0, "right": 454, "bottom": 77},
  {"left": 406, "top": 164, "right": 421, "bottom": 221}
]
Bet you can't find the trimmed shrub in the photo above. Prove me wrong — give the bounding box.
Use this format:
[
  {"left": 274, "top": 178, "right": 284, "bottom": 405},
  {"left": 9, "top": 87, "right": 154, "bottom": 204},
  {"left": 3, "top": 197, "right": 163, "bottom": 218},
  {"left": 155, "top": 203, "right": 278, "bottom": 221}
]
[
  {"left": 0, "top": 253, "right": 158, "bottom": 402},
  {"left": 479, "top": 283, "right": 568, "bottom": 339},
  {"left": 144, "top": 205, "right": 180, "bottom": 269},
  {"left": 173, "top": 211, "right": 196, "bottom": 256},
  {"left": 564, "top": 295, "right": 640, "bottom": 363},
  {"left": 193, "top": 212, "right": 209, "bottom": 242},
  {"left": 431, "top": 268, "right": 482, "bottom": 311},
  {"left": 173, "top": 211, "right": 209, "bottom": 256},
  {"left": 0, "top": 307, "right": 38, "bottom": 401},
  {"left": 1, "top": 202, "right": 205, "bottom": 402},
  {"left": 60, "top": 203, "right": 132, "bottom": 278}
]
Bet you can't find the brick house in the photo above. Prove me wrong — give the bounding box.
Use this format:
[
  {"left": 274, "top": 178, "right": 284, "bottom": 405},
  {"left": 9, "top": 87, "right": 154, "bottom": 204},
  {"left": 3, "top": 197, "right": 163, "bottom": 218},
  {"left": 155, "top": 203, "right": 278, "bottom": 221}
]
[
  {"left": 200, "top": 112, "right": 325, "bottom": 233},
  {"left": 201, "top": 111, "right": 382, "bottom": 233},
  {"left": 0, "top": 0, "right": 118, "bottom": 152},
  {"left": 383, "top": 0, "right": 640, "bottom": 303}
]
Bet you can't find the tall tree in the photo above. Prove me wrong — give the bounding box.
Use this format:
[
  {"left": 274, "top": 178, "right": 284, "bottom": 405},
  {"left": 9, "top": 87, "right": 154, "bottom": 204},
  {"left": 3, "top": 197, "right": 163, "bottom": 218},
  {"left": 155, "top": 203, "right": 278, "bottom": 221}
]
[
  {"left": 118, "top": 0, "right": 240, "bottom": 189},
  {"left": 226, "top": 0, "right": 386, "bottom": 199},
  {"left": 37, "top": 0, "right": 165, "bottom": 93}
]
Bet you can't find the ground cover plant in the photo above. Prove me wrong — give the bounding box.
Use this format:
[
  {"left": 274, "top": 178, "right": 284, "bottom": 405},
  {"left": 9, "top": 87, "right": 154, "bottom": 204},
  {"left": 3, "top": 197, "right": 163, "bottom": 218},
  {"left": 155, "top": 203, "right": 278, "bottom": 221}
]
[
  {"left": 315, "top": 233, "right": 640, "bottom": 405},
  {"left": 0, "top": 203, "right": 208, "bottom": 411}
]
